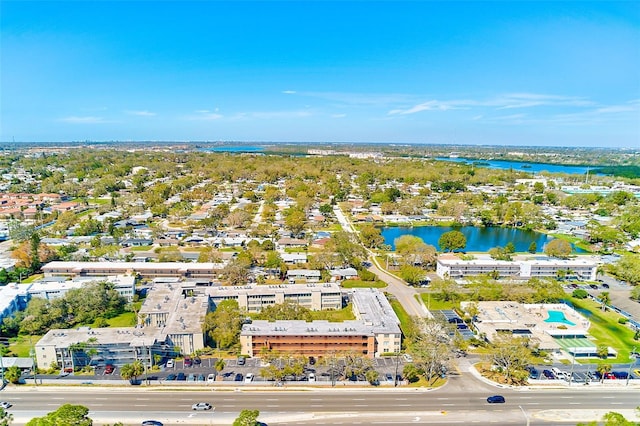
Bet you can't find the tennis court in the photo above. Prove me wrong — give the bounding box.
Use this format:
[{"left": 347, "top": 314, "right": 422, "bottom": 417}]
[{"left": 554, "top": 336, "right": 596, "bottom": 353}]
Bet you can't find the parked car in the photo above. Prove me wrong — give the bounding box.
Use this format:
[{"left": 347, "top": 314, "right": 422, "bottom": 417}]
[
  {"left": 141, "top": 421, "right": 163, "bottom": 426},
  {"left": 245, "top": 373, "right": 254, "bottom": 383},
  {"left": 166, "top": 359, "right": 174, "bottom": 368},
  {"left": 187, "top": 373, "right": 195, "bottom": 382},
  {"left": 402, "top": 353, "right": 413, "bottom": 363},
  {"left": 308, "top": 356, "right": 316, "bottom": 365},
  {"left": 602, "top": 283, "right": 610, "bottom": 288},
  {"left": 191, "top": 402, "right": 212, "bottom": 411},
  {"left": 177, "top": 372, "right": 186, "bottom": 381},
  {"left": 193, "top": 356, "right": 202, "bottom": 365},
  {"left": 104, "top": 365, "right": 114, "bottom": 374},
  {"left": 613, "top": 371, "right": 628, "bottom": 379},
  {"left": 237, "top": 356, "right": 246, "bottom": 366},
  {"left": 604, "top": 372, "right": 616, "bottom": 380},
  {"left": 207, "top": 373, "right": 216, "bottom": 383},
  {"left": 308, "top": 373, "right": 316, "bottom": 382},
  {"left": 197, "top": 374, "right": 205, "bottom": 382},
  {"left": 184, "top": 357, "right": 192, "bottom": 367},
  {"left": 487, "top": 395, "right": 505, "bottom": 404},
  {"left": 526, "top": 367, "right": 539, "bottom": 379},
  {"left": 385, "top": 373, "right": 394, "bottom": 383},
  {"left": 165, "top": 374, "right": 176, "bottom": 381},
  {"left": 542, "top": 369, "right": 555, "bottom": 379}
]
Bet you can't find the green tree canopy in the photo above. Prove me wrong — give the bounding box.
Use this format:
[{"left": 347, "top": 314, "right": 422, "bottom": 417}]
[
  {"left": 233, "top": 409, "right": 260, "bottom": 426},
  {"left": 26, "top": 404, "right": 92, "bottom": 426},
  {"left": 544, "top": 239, "right": 572, "bottom": 258},
  {"left": 203, "top": 299, "right": 242, "bottom": 350},
  {"left": 438, "top": 230, "right": 466, "bottom": 252}
]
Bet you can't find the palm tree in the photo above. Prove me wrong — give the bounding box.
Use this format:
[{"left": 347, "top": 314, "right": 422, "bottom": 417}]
[
  {"left": 214, "top": 358, "right": 226, "bottom": 378},
  {"left": 120, "top": 360, "right": 144, "bottom": 384},
  {"left": 596, "top": 363, "right": 612, "bottom": 383},
  {"left": 599, "top": 291, "right": 611, "bottom": 311}
]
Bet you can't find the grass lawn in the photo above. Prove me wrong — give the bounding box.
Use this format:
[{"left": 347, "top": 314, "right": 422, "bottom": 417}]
[
  {"left": 103, "top": 312, "right": 137, "bottom": 327},
  {"left": 310, "top": 305, "right": 356, "bottom": 322},
  {"left": 129, "top": 245, "right": 154, "bottom": 251},
  {"left": 569, "top": 297, "right": 638, "bottom": 363},
  {"left": 21, "top": 274, "right": 44, "bottom": 283},
  {"left": 340, "top": 280, "right": 387, "bottom": 289},
  {"left": 388, "top": 298, "right": 413, "bottom": 338},
  {"left": 87, "top": 198, "right": 111, "bottom": 205},
  {"left": 419, "top": 293, "right": 459, "bottom": 311},
  {"left": 7, "top": 335, "right": 41, "bottom": 357},
  {"left": 547, "top": 233, "right": 592, "bottom": 252}
]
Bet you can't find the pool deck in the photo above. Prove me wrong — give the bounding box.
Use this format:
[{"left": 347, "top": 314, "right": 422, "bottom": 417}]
[{"left": 464, "top": 301, "right": 591, "bottom": 351}]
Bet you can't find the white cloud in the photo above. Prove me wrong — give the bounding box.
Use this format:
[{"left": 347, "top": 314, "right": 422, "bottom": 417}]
[
  {"left": 331, "top": 114, "right": 347, "bottom": 118},
  {"left": 251, "top": 110, "right": 313, "bottom": 119},
  {"left": 187, "top": 110, "right": 223, "bottom": 121},
  {"left": 126, "top": 110, "right": 156, "bottom": 117},
  {"left": 493, "top": 93, "right": 594, "bottom": 109},
  {"left": 388, "top": 100, "right": 471, "bottom": 115},
  {"left": 282, "top": 90, "right": 297, "bottom": 94},
  {"left": 58, "top": 116, "right": 110, "bottom": 124}
]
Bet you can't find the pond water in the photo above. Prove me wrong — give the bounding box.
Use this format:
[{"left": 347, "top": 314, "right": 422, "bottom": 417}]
[
  {"left": 436, "top": 157, "right": 598, "bottom": 175},
  {"left": 382, "top": 226, "right": 583, "bottom": 253}
]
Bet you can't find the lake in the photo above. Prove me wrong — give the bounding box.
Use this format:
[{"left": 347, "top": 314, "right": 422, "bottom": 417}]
[
  {"left": 435, "top": 157, "right": 598, "bottom": 175},
  {"left": 382, "top": 226, "right": 583, "bottom": 253},
  {"left": 202, "top": 146, "right": 265, "bottom": 153}
]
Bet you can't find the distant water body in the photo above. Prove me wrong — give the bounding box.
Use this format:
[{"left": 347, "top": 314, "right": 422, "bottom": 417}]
[
  {"left": 203, "top": 146, "right": 265, "bottom": 153},
  {"left": 436, "top": 157, "right": 597, "bottom": 175},
  {"left": 382, "top": 226, "right": 585, "bottom": 253}
]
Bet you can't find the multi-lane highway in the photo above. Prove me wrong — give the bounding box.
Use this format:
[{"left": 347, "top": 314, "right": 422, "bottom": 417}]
[{"left": 3, "top": 385, "right": 640, "bottom": 425}]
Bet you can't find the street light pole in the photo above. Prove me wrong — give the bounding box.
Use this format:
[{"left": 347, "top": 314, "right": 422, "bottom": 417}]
[
  {"left": 626, "top": 346, "right": 636, "bottom": 387},
  {"left": 394, "top": 351, "right": 400, "bottom": 387}
]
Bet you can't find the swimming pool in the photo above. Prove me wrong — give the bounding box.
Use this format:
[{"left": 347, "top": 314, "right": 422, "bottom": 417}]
[{"left": 545, "top": 310, "right": 576, "bottom": 326}]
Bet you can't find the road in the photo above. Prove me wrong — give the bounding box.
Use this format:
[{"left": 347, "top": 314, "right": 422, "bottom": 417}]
[
  {"left": 2, "top": 386, "right": 640, "bottom": 425},
  {"left": 333, "top": 205, "right": 428, "bottom": 319}
]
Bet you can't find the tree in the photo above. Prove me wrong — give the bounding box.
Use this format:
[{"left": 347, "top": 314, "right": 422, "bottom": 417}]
[
  {"left": 26, "top": 404, "right": 93, "bottom": 426},
  {"left": 255, "top": 300, "right": 313, "bottom": 321},
  {"left": 120, "top": 360, "right": 144, "bottom": 383},
  {"left": 599, "top": 292, "right": 611, "bottom": 311},
  {"left": 0, "top": 408, "right": 13, "bottom": 426},
  {"left": 359, "top": 223, "right": 384, "bottom": 248},
  {"left": 544, "top": 239, "right": 572, "bottom": 258},
  {"left": 284, "top": 208, "right": 306, "bottom": 236},
  {"left": 484, "top": 335, "right": 534, "bottom": 384},
  {"left": 4, "top": 366, "right": 21, "bottom": 384},
  {"left": 203, "top": 299, "right": 242, "bottom": 350},
  {"left": 438, "top": 230, "right": 466, "bottom": 252},
  {"left": 214, "top": 358, "right": 226, "bottom": 376},
  {"left": 222, "top": 257, "right": 251, "bottom": 286},
  {"left": 233, "top": 409, "right": 260, "bottom": 426},
  {"left": 597, "top": 363, "right": 612, "bottom": 381},
  {"left": 399, "top": 264, "right": 427, "bottom": 286},
  {"left": 394, "top": 235, "right": 436, "bottom": 268},
  {"left": 528, "top": 241, "right": 537, "bottom": 254},
  {"left": 430, "top": 278, "right": 460, "bottom": 302},
  {"left": 505, "top": 242, "right": 516, "bottom": 254},
  {"left": 410, "top": 317, "right": 453, "bottom": 385}
]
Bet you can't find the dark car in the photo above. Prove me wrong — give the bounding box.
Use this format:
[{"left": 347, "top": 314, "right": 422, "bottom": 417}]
[
  {"left": 613, "top": 371, "right": 628, "bottom": 379},
  {"left": 184, "top": 357, "right": 192, "bottom": 367},
  {"left": 237, "top": 356, "right": 246, "bottom": 366},
  {"left": 526, "top": 366, "right": 539, "bottom": 379},
  {"left": 177, "top": 372, "right": 186, "bottom": 381},
  {"left": 602, "top": 283, "right": 610, "bottom": 288},
  {"left": 542, "top": 369, "right": 555, "bottom": 379},
  {"left": 165, "top": 374, "right": 176, "bottom": 381},
  {"left": 590, "top": 284, "right": 599, "bottom": 289},
  {"left": 193, "top": 356, "right": 202, "bottom": 365},
  {"left": 487, "top": 395, "right": 506, "bottom": 404},
  {"left": 104, "top": 364, "right": 114, "bottom": 374},
  {"left": 142, "top": 421, "right": 164, "bottom": 426},
  {"left": 308, "top": 356, "right": 316, "bottom": 365}
]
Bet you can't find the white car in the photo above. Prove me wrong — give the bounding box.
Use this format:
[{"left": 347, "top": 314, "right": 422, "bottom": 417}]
[
  {"left": 166, "top": 359, "right": 174, "bottom": 368},
  {"left": 207, "top": 373, "right": 216, "bottom": 384},
  {"left": 402, "top": 353, "right": 413, "bottom": 363},
  {"left": 244, "top": 373, "right": 254, "bottom": 383},
  {"left": 0, "top": 401, "right": 11, "bottom": 409},
  {"left": 191, "top": 402, "right": 212, "bottom": 411},
  {"left": 308, "top": 373, "right": 316, "bottom": 382}
]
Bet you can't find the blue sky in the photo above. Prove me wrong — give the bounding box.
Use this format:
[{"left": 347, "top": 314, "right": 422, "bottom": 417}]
[{"left": 1, "top": 1, "right": 639, "bottom": 147}]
